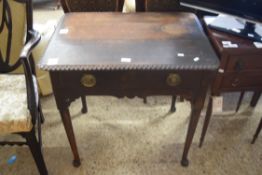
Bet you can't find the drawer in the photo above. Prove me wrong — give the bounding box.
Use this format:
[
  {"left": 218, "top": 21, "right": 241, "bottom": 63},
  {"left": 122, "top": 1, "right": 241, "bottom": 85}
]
[
  {"left": 58, "top": 70, "right": 203, "bottom": 91},
  {"left": 220, "top": 71, "right": 262, "bottom": 90},
  {"left": 226, "top": 55, "right": 262, "bottom": 72}
]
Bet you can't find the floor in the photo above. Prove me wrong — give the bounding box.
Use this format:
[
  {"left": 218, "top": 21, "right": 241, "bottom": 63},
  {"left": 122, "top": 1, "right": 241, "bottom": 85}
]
[{"left": 0, "top": 2, "right": 262, "bottom": 175}]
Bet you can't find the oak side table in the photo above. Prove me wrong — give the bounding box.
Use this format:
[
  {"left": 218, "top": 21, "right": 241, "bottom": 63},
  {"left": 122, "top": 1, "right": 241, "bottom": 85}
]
[{"left": 39, "top": 12, "right": 219, "bottom": 167}]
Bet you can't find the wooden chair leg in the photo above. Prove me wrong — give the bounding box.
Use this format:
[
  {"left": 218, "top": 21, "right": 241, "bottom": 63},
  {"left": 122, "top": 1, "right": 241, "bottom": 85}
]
[
  {"left": 236, "top": 91, "right": 245, "bottom": 113},
  {"left": 81, "top": 96, "right": 88, "bottom": 114},
  {"left": 118, "top": 0, "right": 125, "bottom": 11},
  {"left": 170, "top": 95, "right": 177, "bottom": 112},
  {"left": 251, "top": 118, "right": 262, "bottom": 144},
  {"left": 250, "top": 91, "right": 261, "bottom": 108},
  {"left": 135, "top": 0, "right": 145, "bottom": 11},
  {"left": 199, "top": 97, "right": 213, "bottom": 147},
  {"left": 25, "top": 131, "right": 48, "bottom": 175}
]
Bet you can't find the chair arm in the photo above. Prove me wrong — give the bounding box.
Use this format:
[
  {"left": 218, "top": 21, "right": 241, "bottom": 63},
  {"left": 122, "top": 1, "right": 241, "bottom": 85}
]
[
  {"left": 20, "top": 30, "right": 41, "bottom": 119},
  {"left": 1, "top": 30, "right": 41, "bottom": 73},
  {"left": 20, "top": 30, "right": 41, "bottom": 59}
]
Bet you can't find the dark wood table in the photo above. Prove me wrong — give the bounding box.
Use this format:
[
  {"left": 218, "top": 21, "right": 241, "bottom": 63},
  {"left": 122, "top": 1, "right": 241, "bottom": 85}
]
[
  {"left": 39, "top": 12, "right": 219, "bottom": 167},
  {"left": 199, "top": 17, "right": 262, "bottom": 147}
]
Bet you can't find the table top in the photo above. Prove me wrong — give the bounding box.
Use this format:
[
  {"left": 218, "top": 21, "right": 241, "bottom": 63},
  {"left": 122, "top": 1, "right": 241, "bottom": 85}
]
[
  {"left": 204, "top": 16, "right": 262, "bottom": 55},
  {"left": 39, "top": 12, "right": 219, "bottom": 71}
]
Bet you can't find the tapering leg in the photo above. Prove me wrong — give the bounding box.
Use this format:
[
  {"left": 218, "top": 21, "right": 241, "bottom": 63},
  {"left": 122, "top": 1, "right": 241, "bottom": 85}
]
[
  {"left": 181, "top": 95, "right": 204, "bottom": 167},
  {"left": 25, "top": 130, "right": 48, "bottom": 175},
  {"left": 236, "top": 91, "right": 245, "bottom": 112},
  {"left": 81, "top": 96, "right": 88, "bottom": 114},
  {"left": 250, "top": 91, "right": 261, "bottom": 108},
  {"left": 59, "top": 109, "right": 81, "bottom": 167},
  {"left": 143, "top": 97, "right": 147, "bottom": 104},
  {"left": 199, "top": 97, "right": 213, "bottom": 147},
  {"left": 50, "top": 72, "right": 81, "bottom": 166},
  {"left": 251, "top": 118, "right": 262, "bottom": 144},
  {"left": 170, "top": 95, "right": 177, "bottom": 112}
]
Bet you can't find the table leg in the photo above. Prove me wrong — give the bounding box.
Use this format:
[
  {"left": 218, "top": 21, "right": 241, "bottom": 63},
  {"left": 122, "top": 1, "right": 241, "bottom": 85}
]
[
  {"left": 250, "top": 91, "right": 261, "bottom": 108},
  {"left": 181, "top": 95, "right": 204, "bottom": 167},
  {"left": 236, "top": 91, "right": 245, "bottom": 112},
  {"left": 170, "top": 95, "right": 177, "bottom": 112},
  {"left": 59, "top": 109, "right": 81, "bottom": 167},
  {"left": 199, "top": 97, "right": 213, "bottom": 147},
  {"left": 50, "top": 72, "right": 81, "bottom": 167},
  {"left": 251, "top": 117, "right": 262, "bottom": 144},
  {"left": 143, "top": 97, "right": 147, "bottom": 104},
  {"left": 81, "top": 96, "right": 88, "bottom": 114}
]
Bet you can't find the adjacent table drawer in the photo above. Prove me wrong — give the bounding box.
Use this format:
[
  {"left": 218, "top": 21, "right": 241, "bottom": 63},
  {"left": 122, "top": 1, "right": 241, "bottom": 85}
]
[
  {"left": 226, "top": 55, "right": 262, "bottom": 72},
  {"left": 220, "top": 71, "right": 262, "bottom": 90}
]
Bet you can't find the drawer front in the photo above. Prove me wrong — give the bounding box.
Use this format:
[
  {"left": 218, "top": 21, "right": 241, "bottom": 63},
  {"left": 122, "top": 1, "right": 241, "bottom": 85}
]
[
  {"left": 220, "top": 71, "right": 262, "bottom": 90},
  {"left": 226, "top": 55, "right": 262, "bottom": 72},
  {"left": 58, "top": 71, "right": 203, "bottom": 91}
]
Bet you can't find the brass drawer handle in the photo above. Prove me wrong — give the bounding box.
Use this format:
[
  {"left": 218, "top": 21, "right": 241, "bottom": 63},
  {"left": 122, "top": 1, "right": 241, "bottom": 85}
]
[
  {"left": 166, "top": 73, "right": 181, "bottom": 87},
  {"left": 81, "top": 74, "right": 96, "bottom": 88}
]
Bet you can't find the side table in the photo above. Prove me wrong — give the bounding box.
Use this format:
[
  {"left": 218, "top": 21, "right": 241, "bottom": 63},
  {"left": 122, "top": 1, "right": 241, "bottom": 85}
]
[
  {"left": 199, "top": 17, "right": 262, "bottom": 147},
  {"left": 39, "top": 13, "right": 219, "bottom": 166}
]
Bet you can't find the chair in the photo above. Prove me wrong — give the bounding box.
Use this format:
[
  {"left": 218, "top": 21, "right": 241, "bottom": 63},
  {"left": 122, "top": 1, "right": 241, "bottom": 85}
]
[
  {"left": 142, "top": 0, "right": 193, "bottom": 112},
  {"left": 1, "top": 0, "right": 54, "bottom": 97},
  {"left": 145, "top": 0, "right": 192, "bottom": 12},
  {"left": 135, "top": 0, "right": 183, "bottom": 12},
  {"left": 60, "top": 0, "right": 125, "bottom": 12},
  {"left": 0, "top": 0, "right": 47, "bottom": 174},
  {"left": 252, "top": 117, "right": 262, "bottom": 144}
]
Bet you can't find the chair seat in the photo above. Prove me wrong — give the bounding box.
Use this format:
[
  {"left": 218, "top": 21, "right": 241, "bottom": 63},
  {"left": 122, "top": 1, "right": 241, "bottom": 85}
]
[{"left": 0, "top": 74, "right": 33, "bottom": 134}]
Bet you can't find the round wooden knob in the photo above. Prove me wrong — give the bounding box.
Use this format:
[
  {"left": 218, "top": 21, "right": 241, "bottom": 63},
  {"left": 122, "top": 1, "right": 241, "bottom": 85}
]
[
  {"left": 81, "top": 74, "right": 96, "bottom": 88},
  {"left": 232, "top": 78, "right": 240, "bottom": 87},
  {"left": 166, "top": 73, "right": 181, "bottom": 87}
]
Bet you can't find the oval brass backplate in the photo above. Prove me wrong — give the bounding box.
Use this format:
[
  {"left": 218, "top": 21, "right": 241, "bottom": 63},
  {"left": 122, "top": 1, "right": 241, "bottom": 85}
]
[
  {"left": 166, "top": 73, "right": 181, "bottom": 87},
  {"left": 81, "top": 74, "right": 96, "bottom": 88}
]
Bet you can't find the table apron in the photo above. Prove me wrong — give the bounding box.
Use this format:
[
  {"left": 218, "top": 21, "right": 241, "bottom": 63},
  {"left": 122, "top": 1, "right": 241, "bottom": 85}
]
[{"left": 52, "top": 70, "right": 205, "bottom": 90}]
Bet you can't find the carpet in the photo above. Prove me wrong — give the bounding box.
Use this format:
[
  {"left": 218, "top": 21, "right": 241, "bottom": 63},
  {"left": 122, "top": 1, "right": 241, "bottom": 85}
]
[{"left": 0, "top": 95, "right": 262, "bottom": 175}]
